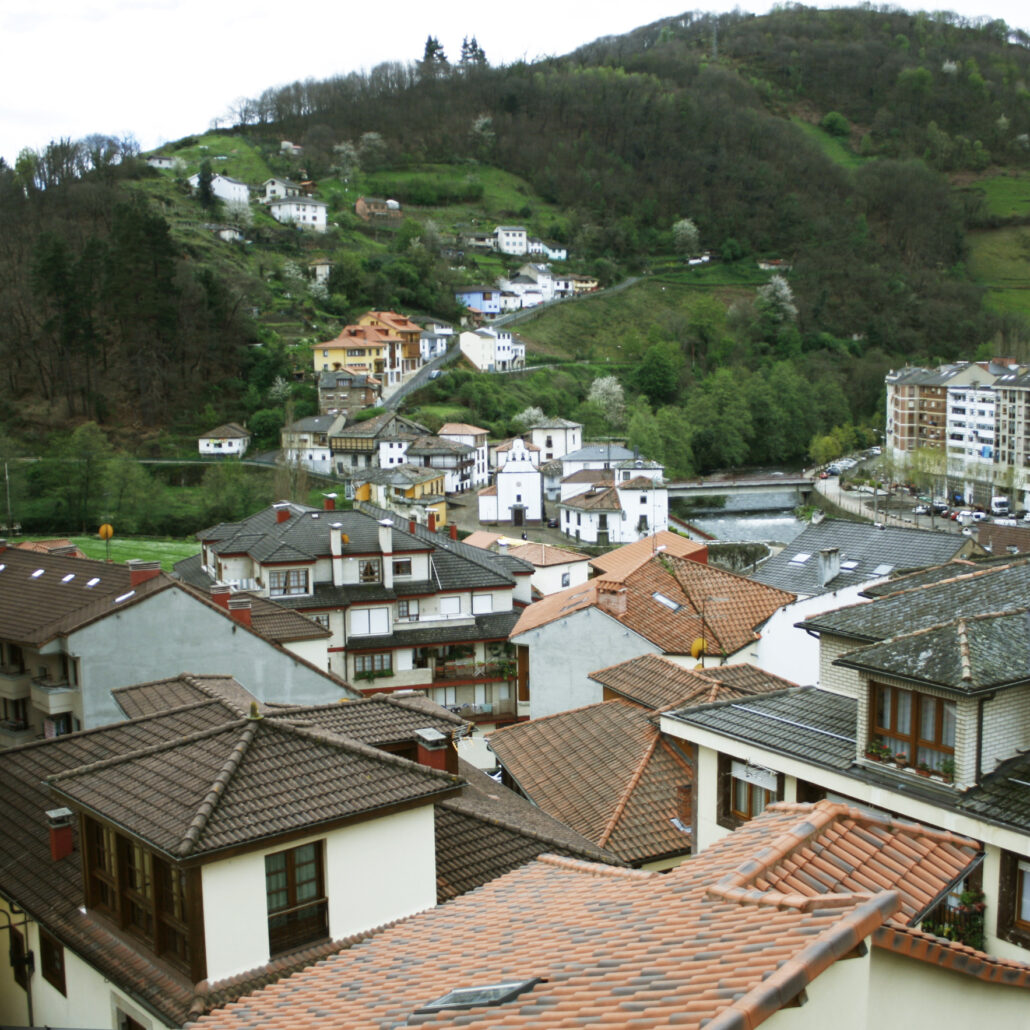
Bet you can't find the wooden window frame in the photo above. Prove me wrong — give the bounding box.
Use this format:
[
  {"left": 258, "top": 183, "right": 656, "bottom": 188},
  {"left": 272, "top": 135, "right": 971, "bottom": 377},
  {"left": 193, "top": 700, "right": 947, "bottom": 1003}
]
[
  {"left": 354, "top": 652, "right": 392, "bottom": 674},
  {"left": 998, "top": 850, "right": 1030, "bottom": 949},
  {"left": 871, "top": 682, "right": 955, "bottom": 769},
  {"left": 39, "top": 927, "right": 66, "bottom": 996},
  {"left": 717, "top": 754, "right": 784, "bottom": 831},
  {"left": 10, "top": 924, "right": 28, "bottom": 991},
  {"left": 265, "top": 841, "right": 328, "bottom": 955},
  {"left": 358, "top": 558, "right": 382, "bottom": 583},
  {"left": 268, "top": 568, "right": 309, "bottom": 596}
]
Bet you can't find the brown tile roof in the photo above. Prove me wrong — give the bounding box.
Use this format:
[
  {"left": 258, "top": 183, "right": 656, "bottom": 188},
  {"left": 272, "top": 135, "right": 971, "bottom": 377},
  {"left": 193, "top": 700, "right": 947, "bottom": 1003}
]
[
  {"left": 14, "top": 538, "right": 86, "bottom": 557},
  {"left": 439, "top": 422, "right": 489, "bottom": 436},
  {"left": 200, "top": 422, "right": 249, "bottom": 439},
  {"left": 561, "top": 468, "right": 612, "bottom": 484},
  {"left": 48, "top": 716, "right": 462, "bottom": 858},
  {"left": 243, "top": 591, "right": 332, "bottom": 642},
  {"left": 315, "top": 324, "right": 394, "bottom": 348},
  {"left": 496, "top": 436, "right": 540, "bottom": 451},
  {"left": 506, "top": 541, "right": 590, "bottom": 566},
  {"left": 462, "top": 530, "right": 503, "bottom": 549},
  {"left": 189, "top": 815, "right": 903, "bottom": 1029},
  {"left": 112, "top": 674, "right": 258, "bottom": 720},
  {"left": 589, "top": 531, "right": 708, "bottom": 579},
  {"left": 489, "top": 699, "right": 694, "bottom": 865},
  {"left": 513, "top": 554, "right": 793, "bottom": 659},
  {"left": 589, "top": 654, "right": 796, "bottom": 710},
  {"left": 0, "top": 548, "right": 172, "bottom": 646},
  {"left": 559, "top": 484, "right": 622, "bottom": 511}
]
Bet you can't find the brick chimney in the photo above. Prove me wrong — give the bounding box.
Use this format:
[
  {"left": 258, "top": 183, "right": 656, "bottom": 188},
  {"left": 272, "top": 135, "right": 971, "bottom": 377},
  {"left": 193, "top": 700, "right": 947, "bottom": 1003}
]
[
  {"left": 126, "top": 559, "right": 161, "bottom": 587},
  {"left": 228, "top": 596, "right": 252, "bottom": 628},
  {"left": 818, "top": 547, "right": 841, "bottom": 587},
  {"left": 47, "top": 807, "right": 75, "bottom": 861},
  {"left": 409, "top": 519, "right": 417, "bottom": 534},
  {"left": 323, "top": 492, "right": 337, "bottom": 511},
  {"left": 595, "top": 581, "right": 627, "bottom": 617},
  {"left": 415, "top": 727, "right": 456, "bottom": 774},
  {"left": 209, "top": 583, "right": 231, "bottom": 609},
  {"left": 274, "top": 502, "right": 291, "bottom": 524},
  {"left": 449, "top": 523, "right": 458, "bottom": 540},
  {"left": 427, "top": 511, "right": 437, "bottom": 533}
]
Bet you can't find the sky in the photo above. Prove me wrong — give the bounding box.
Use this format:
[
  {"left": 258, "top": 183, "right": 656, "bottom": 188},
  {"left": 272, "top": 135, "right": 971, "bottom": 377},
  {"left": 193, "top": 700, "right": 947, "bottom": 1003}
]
[{"left": 3, "top": 0, "right": 1030, "bottom": 166}]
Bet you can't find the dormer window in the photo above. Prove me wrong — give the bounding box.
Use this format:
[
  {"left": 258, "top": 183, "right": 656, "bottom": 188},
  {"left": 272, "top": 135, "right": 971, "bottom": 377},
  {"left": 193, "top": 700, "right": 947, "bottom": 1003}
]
[
  {"left": 871, "top": 683, "right": 955, "bottom": 770},
  {"left": 359, "top": 558, "right": 382, "bottom": 583},
  {"left": 269, "top": 569, "right": 309, "bottom": 596}
]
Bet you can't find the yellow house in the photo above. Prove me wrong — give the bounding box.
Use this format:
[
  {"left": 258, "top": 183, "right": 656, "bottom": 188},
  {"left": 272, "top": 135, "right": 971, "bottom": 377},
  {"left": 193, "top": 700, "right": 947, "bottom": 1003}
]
[
  {"left": 352, "top": 465, "right": 448, "bottom": 528},
  {"left": 312, "top": 325, "right": 391, "bottom": 375}
]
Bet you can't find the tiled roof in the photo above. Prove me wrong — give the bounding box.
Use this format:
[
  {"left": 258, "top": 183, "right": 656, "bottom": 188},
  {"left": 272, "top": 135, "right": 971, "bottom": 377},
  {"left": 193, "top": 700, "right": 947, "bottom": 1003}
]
[
  {"left": 561, "top": 468, "right": 612, "bottom": 484},
  {"left": 405, "top": 434, "right": 474, "bottom": 456},
  {"left": 496, "top": 436, "right": 540, "bottom": 451},
  {"left": 462, "top": 530, "right": 503, "bottom": 549},
  {"left": 558, "top": 484, "right": 622, "bottom": 511},
  {"left": 14, "top": 538, "right": 86, "bottom": 557},
  {"left": 619, "top": 474, "right": 663, "bottom": 489},
  {"left": 189, "top": 810, "right": 903, "bottom": 1030},
  {"left": 438, "top": 422, "right": 488, "bottom": 436},
  {"left": 436, "top": 760, "right": 620, "bottom": 900},
  {"left": 285, "top": 414, "right": 335, "bottom": 433},
  {"left": 352, "top": 463, "right": 444, "bottom": 488},
  {"left": 506, "top": 541, "right": 589, "bottom": 567},
  {"left": 330, "top": 410, "right": 430, "bottom": 440},
  {"left": 512, "top": 554, "right": 792, "bottom": 658},
  {"left": 860, "top": 553, "right": 1018, "bottom": 597},
  {"left": 978, "top": 522, "right": 1030, "bottom": 555},
  {"left": 562, "top": 443, "right": 636, "bottom": 462},
  {"left": 48, "top": 716, "right": 461, "bottom": 858},
  {"left": 589, "top": 531, "right": 707, "bottom": 578},
  {"left": 835, "top": 607, "right": 1030, "bottom": 696},
  {"left": 530, "top": 416, "right": 581, "bottom": 429},
  {"left": 342, "top": 609, "right": 521, "bottom": 651},
  {"left": 668, "top": 687, "right": 858, "bottom": 770},
  {"left": 803, "top": 555, "right": 1030, "bottom": 642},
  {"left": 752, "top": 519, "right": 972, "bottom": 597},
  {"left": 112, "top": 674, "right": 258, "bottom": 720},
  {"left": 0, "top": 548, "right": 172, "bottom": 646},
  {"left": 200, "top": 422, "right": 249, "bottom": 439},
  {"left": 489, "top": 699, "right": 695, "bottom": 865},
  {"left": 956, "top": 750, "right": 1030, "bottom": 830},
  {"left": 589, "top": 654, "right": 796, "bottom": 710}
]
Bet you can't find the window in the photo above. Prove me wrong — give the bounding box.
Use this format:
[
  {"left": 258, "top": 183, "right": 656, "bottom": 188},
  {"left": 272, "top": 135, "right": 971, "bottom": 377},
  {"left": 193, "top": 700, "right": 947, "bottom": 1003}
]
[
  {"left": 398, "top": 599, "right": 419, "bottom": 622},
  {"left": 439, "top": 596, "right": 461, "bottom": 616},
  {"left": 351, "top": 607, "right": 389, "bottom": 635},
  {"left": 268, "top": 568, "right": 309, "bottom": 596},
  {"left": 718, "top": 756, "right": 781, "bottom": 829},
  {"left": 358, "top": 558, "right": 382, "bottom": 583},
  {"left": 10, "top": 924, "right": 27, "bottom": 990},
  {"left": 265, "top": 842, "right": 327, "bottom": 955},
  {"left": 997, "top": 851, "right": 1030, "bottom": 949},
  {"left": 310, "top": 613, "right": 330, "bottom": 629},
  {"left": 872, "top": 683, "right": 955, "bottom": 770},
  {"left": 561, "top": 572, "right": 571, "bottom": 588},
  {"left": 40, "top": 928, "right": 66, "bottom": 995},
  {"left": 83, "top": 817, "right": 201, "bottom": 978},
  {"left": 393, "top": 557, "right": 413, "bottom": 578},
  {"left": 2, "top": 696, "right": 27, "bottom": 727},
  {"left": 472, "top": 594, "right": 493, "bottom": 614},
  {"left": 355, "top": 653, "right": 392, "bottom": 674}
]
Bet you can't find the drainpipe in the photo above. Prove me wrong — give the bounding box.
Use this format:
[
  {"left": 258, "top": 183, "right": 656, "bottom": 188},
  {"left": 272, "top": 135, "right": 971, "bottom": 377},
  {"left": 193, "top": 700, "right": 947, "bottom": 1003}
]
[{"left": 0, "top": 906, "right": 34, "bottom": 1026}]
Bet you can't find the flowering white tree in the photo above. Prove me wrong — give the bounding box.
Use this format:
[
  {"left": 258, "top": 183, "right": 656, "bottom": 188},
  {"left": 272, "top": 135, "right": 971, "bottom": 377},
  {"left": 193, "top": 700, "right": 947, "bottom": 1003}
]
[
  {"left": 512, "top": 406, "right": 545, "bottom": 432},
  {"left": 588, "top": 376, "right": 626, "bottom": 429},
  {"left": 672, "top": 217, "right": 700, "bottom": 257},
  {"left": 756, "top": 275, "right": 798, "bottom": 327}
]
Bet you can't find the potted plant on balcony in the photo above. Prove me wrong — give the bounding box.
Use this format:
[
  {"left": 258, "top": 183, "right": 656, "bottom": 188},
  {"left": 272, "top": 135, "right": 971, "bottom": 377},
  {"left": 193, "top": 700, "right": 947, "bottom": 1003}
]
[
  {"left": 892, "top": 751, "right": 908, "bottom": 769},
  {"left": 916, "top": 762, "right": 932, "bottom": 777},
  {"left": 941, "top": 757, "right": 955, "bottom": 784},
  {"left": 864, "top": 741, "right": 891, "bottom": 763}
]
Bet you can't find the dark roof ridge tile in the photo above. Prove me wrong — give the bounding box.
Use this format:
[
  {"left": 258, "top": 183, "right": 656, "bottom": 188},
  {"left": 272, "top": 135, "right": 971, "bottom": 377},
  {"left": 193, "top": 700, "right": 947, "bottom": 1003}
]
[
  {"left": 870, "top": 560, "right": 1021, "bottom": 601},
  {"left": 668, "top": 685, "right": 804, "bottom": 717}
]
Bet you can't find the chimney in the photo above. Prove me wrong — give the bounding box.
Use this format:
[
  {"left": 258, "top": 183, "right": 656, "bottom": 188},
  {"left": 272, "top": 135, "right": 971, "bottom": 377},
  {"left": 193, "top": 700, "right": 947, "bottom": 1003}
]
[
  {"left": 409, "top": 519, "right": 417, "bottom": 534},
  {"left": 379, "top": 519, "right": 394, "bottom": 589},
  {"left": 209, "top": 583, "right": 231, "bottom": 609},
  {"left": 47, "top": 807, "right": 75, "bottom": 862},
  {"left": 274, "top": 502, "right": 291, "bottom": 524},
  {"left": 596, "top": 581, "right": 627, "bottom": 617},
  {"left": 126, "top": 559, "right": 161, "bottom": 587},
  {"left": 415, "top": 727, "right": 456, "bottom": 774},
  {"left": 449, "top": 523, "right": 458, "bottom": 540},
  {"left": 818, "top": 547, "right": 841, "bottom": 587},
  {"left": 428, "top": 511, "right": 437, "bottom": 533},
  {"left": 330, "top": 522, "right": 345, "bottom": 587},
  {"left": 228, "top": 596, "right": 252, "bottom": 628},
  {"left": 323, "top": 492, "right": 337, "bottom": 511}
]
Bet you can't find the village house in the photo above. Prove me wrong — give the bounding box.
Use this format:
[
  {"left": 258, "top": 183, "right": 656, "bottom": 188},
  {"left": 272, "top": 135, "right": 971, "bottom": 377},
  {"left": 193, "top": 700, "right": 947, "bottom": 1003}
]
[
  {"left": 659, "top": 552, "right": 1030, "bottom": 970},
  {"left": 146, "top": 155, "right": 175, "bottom": 170},
  {"left": 312, "top": 324, "right": 391, "bottom": 377},
  {"left": 279, "top": 414, "right": 336, "bottom": 476},
  {"left": 358, "top": 310, "right": 423, "bottom": 380},
  {"left": 327, "top": 411, "right": 429, "bottom": 472},
  {"left": 525, "top": 416, "right": 582, "bottom": 462},
  {"left": 379, "top": 434, "right": 476, "bottom": 494},
  {"left": 186, "top": 791, "right": 1030, "bottom": 1030},
  {"left": 453, "top": 284, "right": 501, "bottom": 318},
  {"left": 352, "top": 465, "right": 447, "bottom": 527},
  {"left": 748, "top": 519, "right": 982, "bottom": 685},
  {"left": 493, "top": 225, "right": 528, "bottom": 255},
  {"left": 260, "top": 177, "right": 301, "bottom": 201},
  {"left": 478, "top": 437, "right": 542, "bottom": 527},
  {"left": 558, "top": 475, "right": 670, "bottom": 544},
  {"left": 177, "top": 500, "right": 534, "bottom": 738},
  {"left": 458, "top": 327, "right": 525, "bottom": 372},
  {"left": 354, "top": 196, "right": 402, "bottom": 222},
  {"left": 484, "top": 538, "right": 592, "bottom": 597},
  {"left": 0, "top": 682, "right": 613, "bottom": 1028},
  {"left": 509, "top": 546, "right": 793, "bottom": 719},
  {"left": 186, "top": 172, "right": 250, "bottom": 211},
  {"left": 197, "top": 423, "right": 250, "bottom": 457},
  {"left": 267, "top": 195, "right": 328, "bottom": 232},
  {"left": 438, "top": 423, "right": 490, "bottom": 487},
  {"left": 316, "top": 367, "right": 381, "bottom": 417},
  {"left": 0, "top": 545, "right": 352, "bottom": 741},
  {"left": 419, "top": 321, "right": 453, "bottom": 363}
]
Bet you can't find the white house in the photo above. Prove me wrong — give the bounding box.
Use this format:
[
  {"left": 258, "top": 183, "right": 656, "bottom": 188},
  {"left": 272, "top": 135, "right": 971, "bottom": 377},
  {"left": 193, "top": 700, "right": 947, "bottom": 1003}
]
[
  {"left": 458, "top": 328, "right": 524, "bottom": 372},
  {"left": 198, "top": 422, "right": 250, "bottom": 457},
  {"left": 527, "top": 418, "right": 583, "bottom": 463},
  {"left": 281, "top": 414, "right": 336, "bottom": 476},
  {"left": 494, "top": 225, "right": 528, "bottom": 255},
  {"left": 268, "top": 196, "right": 328, "bottom": 232},
  {"left": 439, "top": 423, "right": 490, "bottom": 487},
  {"left": 262, "top": 177, "right": 302, "bottom": 202},
  {"left": 506, "top": 541, "right": 591, "bottom": 595},
  {"left": 147, "top": 155, "right": 175, "bottom": 169},
  {"left": 187, "top": 172, "right": 250, "bottom": 210},
  {"left": 559, "top": 476, "right": 669, "bottom": 545},
  {"left": 478, "top": 438, "right": 542, "bottom": 527}
]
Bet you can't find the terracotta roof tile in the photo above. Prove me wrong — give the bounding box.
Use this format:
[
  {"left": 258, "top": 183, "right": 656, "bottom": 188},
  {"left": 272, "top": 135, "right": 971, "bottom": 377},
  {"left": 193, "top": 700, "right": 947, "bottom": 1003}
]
[{"left": 589, "top": 532, "right": 708, "bottom": 579}]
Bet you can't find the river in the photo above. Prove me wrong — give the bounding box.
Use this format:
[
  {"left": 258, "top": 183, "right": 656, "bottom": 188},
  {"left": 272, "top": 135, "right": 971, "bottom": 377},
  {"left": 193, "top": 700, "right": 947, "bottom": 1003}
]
[{"left": 688, "top": 511, "right": 807, "bottom": 545}]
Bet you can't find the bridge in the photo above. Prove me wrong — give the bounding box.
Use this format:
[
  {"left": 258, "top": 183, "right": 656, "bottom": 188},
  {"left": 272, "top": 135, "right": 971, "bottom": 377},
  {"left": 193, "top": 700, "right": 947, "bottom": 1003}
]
[{"left": 667, "top": 474, "right": 815, "bottom": 512}]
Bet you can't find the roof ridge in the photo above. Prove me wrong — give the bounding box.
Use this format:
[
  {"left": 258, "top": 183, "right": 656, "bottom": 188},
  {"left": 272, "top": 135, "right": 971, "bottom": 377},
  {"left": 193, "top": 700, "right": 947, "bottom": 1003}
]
[
  {"left": 667, "top": 685, "right": 804, "bottom": 717},
  {"left": 533, "top": 853, "right": 653, "bottom": 879},
  {"left": 178, "top": 720, "right": 258, "bottom": 856},
  {"left": 871, "top": 560, "right": 1021, "bottom": 601},
  {"left": 957, "top": 619, "right": 973, "bottom": 683},
  {"left": 846, "top": 603, "right": 1030, "bottom": 651},
  {"left": 490, "top": 698, "right": 643, "bottom": 738},
  {"left": 180, "top": 673, "right": 253, "bottom": 717},
  {"left": 598, "top": 733, "right": 660, "bottom": 847}
]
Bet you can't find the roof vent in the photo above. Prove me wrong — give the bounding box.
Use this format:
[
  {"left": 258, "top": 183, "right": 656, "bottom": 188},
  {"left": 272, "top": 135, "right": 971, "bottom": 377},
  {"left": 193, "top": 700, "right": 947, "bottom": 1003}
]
[
  {"left": 32, "top": 568, "right": 45, "bottom": 579},
  {"left": 415, "top": 979, "right": 543, "bottom": 1015}
]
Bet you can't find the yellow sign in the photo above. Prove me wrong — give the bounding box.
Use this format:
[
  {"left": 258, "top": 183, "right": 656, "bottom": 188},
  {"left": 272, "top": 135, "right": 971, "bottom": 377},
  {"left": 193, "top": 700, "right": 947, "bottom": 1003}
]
[{"left": 98, "top": 523, "right": 114, "bottom": 540}]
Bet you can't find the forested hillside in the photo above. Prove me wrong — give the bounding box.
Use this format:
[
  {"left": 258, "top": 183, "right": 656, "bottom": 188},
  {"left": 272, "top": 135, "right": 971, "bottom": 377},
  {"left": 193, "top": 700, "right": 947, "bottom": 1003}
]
[{"left": 3, "top": 5, "right": 1030, "bottom": 487}]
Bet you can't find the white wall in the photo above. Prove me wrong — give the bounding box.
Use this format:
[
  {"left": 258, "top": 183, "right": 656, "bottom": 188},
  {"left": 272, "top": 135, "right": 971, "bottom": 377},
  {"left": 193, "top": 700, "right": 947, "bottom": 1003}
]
[
  {"left": 68, "top": 587, "right": 356, "bottom": 728},
  {"left": 531, "top": 560, "right": 590, "bottom": 596},
  {"left": 762, "top": 941, "right": 871, "bottom": 1030},
  {"left": 201, "top": 805, "right": 436, "bottom": 981}
]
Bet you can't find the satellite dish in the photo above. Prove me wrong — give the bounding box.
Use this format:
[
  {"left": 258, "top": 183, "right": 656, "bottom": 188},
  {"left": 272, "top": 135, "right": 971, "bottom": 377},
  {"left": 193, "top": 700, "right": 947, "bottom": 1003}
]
[{"left": 690, "top": 636, "right": 707, "bottom": 658}]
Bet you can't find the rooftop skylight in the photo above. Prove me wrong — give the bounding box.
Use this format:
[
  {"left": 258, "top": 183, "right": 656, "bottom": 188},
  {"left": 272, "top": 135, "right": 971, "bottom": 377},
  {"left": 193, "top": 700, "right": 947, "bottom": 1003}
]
[
  {"left": 31, "top": 569, "right": 45, "bottom": 578},
  {"left": 114, "top": 591, "right": 136, "bottom": 604},
  {"left": 86, "top": 577, "right": 100, "bottom": 588},
  {"left": 652, "top": 591, "right": 682, "bottom": 612},
  {"left": 872, "top": 563, "right": 894, "bottom": 576},
  {"left": 415, "top": 979, "right": 542, "bottom": 1014},
  {"left": 789, "top": 553, "right": 811, "bottom": 565},
  {"left": 62, "top": 573, "right": 75, "bottom": 582},
  {"left": 840, "top": 560, "right": 859, "bottom": 571}
]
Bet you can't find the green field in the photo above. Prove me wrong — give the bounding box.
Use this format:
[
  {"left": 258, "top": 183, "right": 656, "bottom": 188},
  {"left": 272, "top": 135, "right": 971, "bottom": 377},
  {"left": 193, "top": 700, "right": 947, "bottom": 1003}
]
[
  {"left": 790, "top": 118, "right": 870, "bottom": 170},
  {"left": 967, "top": 226, "right": 1030, "bottom": 318},
  {"left": 968, "top": 172, "right": 1030, "bottom": 219},
  {"left": 22, "top": 536, "right": 200, "bottom": 571}
]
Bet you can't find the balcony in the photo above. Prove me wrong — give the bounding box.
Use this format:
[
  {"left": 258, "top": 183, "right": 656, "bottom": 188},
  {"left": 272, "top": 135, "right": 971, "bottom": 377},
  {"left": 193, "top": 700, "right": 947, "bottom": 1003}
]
[
  {"left": 0, "top": 666, "right": 30, "bottom": 700},
  {"left": 0, "top": 719, "right": 34, "bottom": 746},
  {"left": 434, "top": 660, "right": 515, "bottom": 683},
  {"left": 30, "top": 676, "right": 78, "bottom": 716},
  {"left": 446, "top": 697, "right": 517, "bottom": 723}
]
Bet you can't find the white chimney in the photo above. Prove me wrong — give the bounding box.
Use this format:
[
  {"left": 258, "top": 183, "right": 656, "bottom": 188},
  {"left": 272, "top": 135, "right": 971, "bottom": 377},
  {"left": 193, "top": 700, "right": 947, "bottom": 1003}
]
[
  {"left": 379, "top": 519, "right": 394, "bottom": 588},
  {"left": 330, "top": 522, "right": 345, "bottom": 586},
  {"left": 818, "top": 547, "right": 841, "bottom": 587}
]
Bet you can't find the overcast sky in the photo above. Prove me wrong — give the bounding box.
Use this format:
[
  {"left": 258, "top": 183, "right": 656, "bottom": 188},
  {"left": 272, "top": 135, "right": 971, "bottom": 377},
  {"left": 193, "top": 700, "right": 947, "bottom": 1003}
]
[{"left": 3, "top": 0, "right": 1030, "bottom": 166}]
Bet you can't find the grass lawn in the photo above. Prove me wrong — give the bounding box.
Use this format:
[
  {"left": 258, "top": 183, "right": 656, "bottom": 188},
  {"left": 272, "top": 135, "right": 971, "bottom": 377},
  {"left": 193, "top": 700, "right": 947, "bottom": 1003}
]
[
  {"left": 22, "top": 536, "right": 201, "bottom": 571},
  {"left": 967, "top": 226, "right": 1030, "bottom": 318},
  {"left": 967, "top": 172, "right": 1030, "bottom": 219},
  {"left": 790, "top": 118, "right": 870, "bottom": 170}
]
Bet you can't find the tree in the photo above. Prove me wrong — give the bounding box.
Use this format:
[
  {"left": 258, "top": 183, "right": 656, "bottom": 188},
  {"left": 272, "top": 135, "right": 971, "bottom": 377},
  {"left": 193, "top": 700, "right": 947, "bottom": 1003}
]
[
  {"left": 512, "top": 406, "right": 545, "bottom": 432},
  {"left": 460, "top": 36, "right": 488, "bottom": 69},
  {"left": 587, "top": 376, "right": 626, "bottom": 430},
  {"left": 420, "top": 36, "right": 449, "bottom": 77},
  {"left": 197, "top": 159, "right": 215, "bottom": 209},
  {"left": 632, "top": 344, "right": 683, "bottom": 406},
  {"left": 820, "top": 111, "right": 851, "bottom": 137},
  {"left": 672, "top": 218, "right": 700, "bottom": 258}
]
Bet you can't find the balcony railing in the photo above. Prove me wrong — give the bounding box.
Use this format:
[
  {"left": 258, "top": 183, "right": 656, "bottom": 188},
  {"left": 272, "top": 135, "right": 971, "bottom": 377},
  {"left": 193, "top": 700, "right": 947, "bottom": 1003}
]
[
  {"left": 446, "top": 698, "right": 517, "bottom": 721},
  {"left": 434, "top": 661, "right": 515, "bottom": 682}
]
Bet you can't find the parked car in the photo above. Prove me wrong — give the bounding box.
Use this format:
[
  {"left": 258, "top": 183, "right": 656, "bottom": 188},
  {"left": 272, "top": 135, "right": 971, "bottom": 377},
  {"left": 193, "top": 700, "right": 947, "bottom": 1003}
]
[
  {"left": 870, "top": 446, "right": 882, "bottom": 455},
  {"left": 913, "top": 504, "right": 930, "bottom": 515},
  {"left": 972, "top": 511, "right": 989, "bottom": 522},
  {"left": 826, "top": 465, "right": 842, "bottom": 476},
  {"left": 428, "top": 369, "right": 444, "bottom": 380},
  {"left": 547, "top": 517, "right": 559, "bottom": 528}
]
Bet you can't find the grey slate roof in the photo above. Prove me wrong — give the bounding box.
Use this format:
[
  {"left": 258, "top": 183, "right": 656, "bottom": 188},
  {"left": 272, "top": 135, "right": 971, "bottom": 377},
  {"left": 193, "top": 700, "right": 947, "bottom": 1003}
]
[
  {"left": 562, "top": 444, "right": 636, "bottom": 464},
  {"left": 957, "top": 751, "right": 1030, "bottom": 830},
  {"left": 834, "top": 608, "right": 1030, "bottom": 697},
  {"left": 667, "top": 687, "right": 858, "bottom": 770},
  {"left": 803, "top": 557, "right": 1030, "bottom": 642},
  {"left": 285, "top": 414, "right": 335, "bottom": 433},
  {"left": 861, "top": 553, "right": 1025, "bottom": 598},
  {"left": 346, "top": 609, "right": 520, "bottom": 650},
  {"left": 753, "top": 519, "right": 970, "bottom": 598}
]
